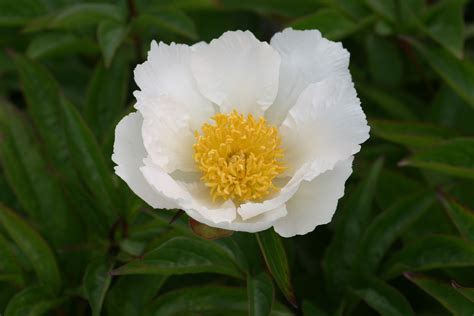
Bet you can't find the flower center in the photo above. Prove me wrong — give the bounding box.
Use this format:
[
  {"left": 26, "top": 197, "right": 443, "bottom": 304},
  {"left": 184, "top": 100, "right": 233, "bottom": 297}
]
[{"left": 193, "top": 110, "right": 286, "bottom": 202}]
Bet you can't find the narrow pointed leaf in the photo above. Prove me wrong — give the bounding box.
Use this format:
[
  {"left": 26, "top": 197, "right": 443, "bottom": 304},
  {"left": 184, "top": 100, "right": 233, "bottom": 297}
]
[
  {"left": 257, "top": 229, "right": 296, "bottom": 307},
  {"left": 60, "top": 97, "right": 118, "bottom": 224},
  {"left": 26, "top": 32, "right": 97, "bottom": 59},
  {"left": 369, "top": 119, "right": 457, "bottom": 148},
  {"left": 0, "top": 0, "right": 46, "bottom": 26},
  {"left": 248, "top": 272, "right": 274, "bottom": 316},
  {"left": 0, "top": 233, "right": 23, "bottom": 285},
  {"left": 24, "top": 3, "right": 124, "bottom": 31},
  {"left": 323, "top": 158, "right": 383, "bottom": 299},
  {"left": 84, "top": 52, "right": 129, "bottom": 141},
  {"left": 439, "top": 193, "right": 474, "bottom": 242},
  {"left": 83, "top": 259, "right": 114, "bottom": 316},
  {"left": 134, "top": 9, "right": 197, "bottom": 40},
  {"left": 0, "top": 102, "right": 82, "bottom": 246},
  {"left": 13, "top": 55, "right": 73, "bottom": 177},
  {"left": 382, "top": 236, "right": 474, "bottom": 279},
  {"left": 144, "top": 286, "right": 292, "bottom": 316},
  {"left": 289, "top": 8, "right": 359, "bottom": 41},
  {"left": 4, "top": 286, "right": 65, "bottom": 316},
  {"left": 405, "top": 273, "right": 474, "bottom": 316},
  {"left": 422, "top": 0, "right": 465, "bottom": 58},
  {"left": 412, "top": 41, "right": 474, "bottom": 109},
  {"left": 112, "top": 236, "right": 243, "bottom": 278},
  {"left": 97, "top": 20, "right": 128, "bottom": 67},
  {"left": 0, "top": 205, "right": 61, "bottom": 294},
  {"left": 452, "top": 281, "right": 474, "bottom": 303},
  {"left": 356, "top": 192, "right": 434, "bottom": 272},
  {"left": 352, "top": 275, "right": 415, "bottom": 316},
  {"left": 105, "top": 275, "right": 167, "bottom": 316},
  {"left": 401, "top": 138, "right": 474, "bottom": 179}
]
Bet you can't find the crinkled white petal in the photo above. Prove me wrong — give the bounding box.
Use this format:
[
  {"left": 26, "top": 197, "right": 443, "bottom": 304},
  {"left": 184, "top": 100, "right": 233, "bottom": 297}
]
[
  {"left": 191, "top": 30, "right": 281, "bottom": 115},
  {"left": 280, "top": 75, "right": 369, "bottom": 179},
  {"left": 112, "top": 112, "right": 176, "bottom": 209},
  {"left": 136, "top": 95, "right": 197, "bottom": 173},
  {"left": 134, "top": 41, "right": 213, "bottom": 126},
  {"left": 186, "top": 204, "right": 287, "bottom": 233},
  {"left": 134, "top": 41, "right": 215, "bottom": 173},
  {"left": 140, "top": 159, "right": 237, "bottom": 224},
  {"left": 273, "top": 157, "right": 353, "bottom": 237},
  {"left": 266, "top": 28, "right": 350, "bottom": 125},
  {"left": 237, "top": 159, "right": 320, "bottom": 221}
]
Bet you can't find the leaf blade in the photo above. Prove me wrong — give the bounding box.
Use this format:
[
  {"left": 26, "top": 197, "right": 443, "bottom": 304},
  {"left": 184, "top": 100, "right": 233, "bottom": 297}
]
[
  {"left": 112, "top": 236, "right": 244, "bottom": 279},
  {"left": 0, "top": 205, "right": 61, "bottom": 294},
  {"left": 257, "top": 229, "right": 296, "bottom": 307}
]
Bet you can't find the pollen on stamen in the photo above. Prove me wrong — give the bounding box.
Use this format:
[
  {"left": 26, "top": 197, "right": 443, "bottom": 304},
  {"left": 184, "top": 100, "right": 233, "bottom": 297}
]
[{"left": 193, "top": 110, "right": 286, "bottom": 202}]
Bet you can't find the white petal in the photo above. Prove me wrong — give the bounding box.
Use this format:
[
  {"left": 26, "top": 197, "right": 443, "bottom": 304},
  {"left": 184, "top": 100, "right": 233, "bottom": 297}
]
[
  {"left": 266, "top": 28, "right": 350, "bottom": 125},
  {"left": 140, "top": 159, "right": 237, "bottom": 224},
  {"left": 281, "top": 75, "right": 369, "bottom": 178},
  {"left": 134, "top": 41, "right": 213, "bottom": 126},
  {"left": 237, "top": 161, "right": 319, "bottom": 221},
  {"left": 186, "top": 204, "right": 287, "bottom": 233},
  {"left": 273, "top": 157, "right": 354, "bottom": 237},
  {"left": 191, "top": 30, "right": 281, "bottom": 115},
  {"left": 137, "top": 95, "right": 196, "bottom": 173},
  {"left": 112, "top": 112, "right": 176, "bottom": 209}
]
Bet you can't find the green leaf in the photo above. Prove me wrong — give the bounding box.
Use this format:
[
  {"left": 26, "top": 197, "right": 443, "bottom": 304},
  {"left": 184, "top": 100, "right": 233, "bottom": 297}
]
[
  {"left": 105, "top": 275, "right": 167, "bottom": 316},
  {"left": 351, "top": 275, "right": 415, "bottom": 316},
  {"left": 366, "top": 35, "right": 403, "bottom": 86},
  {"left": 452, "top": 281, "right": 474, "bottom": 303},
  {"left": 60, "top": 97, "right": 119, "bottom": 224},
  {"left": 247, "top": 272, "right": 274, "bottom": 316},
  {"left": 83, "top": 259, "right": 114, "bottom": 316},
  {"left": 289, "top": 8, "right": 362, "bottom": 41},
  {"left": 364, "top": 0, "right": 396, "bottom": 23},
  {"left": 357, "top": 84, "right": 416, "bottom": 120},
  {"left": 84, "top": 51, "right": 130, "bottom": 141},
  {"left": 439, "top": 193, "right": 474, "bottom": 242},
  {"left": 144, "top": 286, "right": 291, "bottom": 316},
  {"left": 382, "top": 236, "right": 474, "bottom": 279},
  {"left": 370, "top": 119, "right": 457, "bottom": 148},
  {"left": 355, "top": 192, "right": 434, "bottom": 273},
  {"left": 148, "top": 0, "right": 217, "bottom": 10},
  {"left": 412, "top": 41, "right": 474, "bottom": 109},
  {"left": 4, "top": 286, "right": 65, "bottom": 316},
  {"left": 302, "top": 301, "right": 328, "bottom": 316},
  {"left": 0, "top": 233, "right": 23, "bottom": 285},
  {"left": 257, "top": 229, "right": 296, "bottom": 307},
  {"left": 0, "top": 101, "right": 82, "bottom": 246},
  {"left": 0, "top": 205, "right": 61, "bottom": 294},
  {"left": 0, "top": 0, "right": 46, "bottom": 26},
  {"left": 97, "top": 21, "right": 129, "bottom": 67},
  {"left": 189, "top": 218, "right": 233, "bottom": 240},
  {"left": 134, "top": 9, "right": 197, "bottom": 40},
  {"left": 13, "top": 55, "right": 73, "bottom": 177},
  {"left": 323, "top": 158, "right": 383, "bottom": 300},
  {"left": 26, "top": 32, "right": 97, "bottom": 60},
  {"left": 405, "top": 273, "right": 474, "bottom": 315},
  {"left": 112, "top": 236, "right": 244, "bottom": 278},
  {"left": 401, "top": 138, "right": 474, "bottom": 180},
  {"left": 422, "top": 0, "right": 465, "bottom": 58},
  {"left": 429, "top": 84, "right": 474, "bottom": 135},
  {"left": 24, "top": 3, "right": 125, "bottom": 32}
]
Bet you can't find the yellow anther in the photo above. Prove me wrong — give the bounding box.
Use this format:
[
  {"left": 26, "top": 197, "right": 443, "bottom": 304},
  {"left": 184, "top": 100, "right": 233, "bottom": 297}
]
[{"left": 193, "top": 110, "right": 285, "bottom": 202}]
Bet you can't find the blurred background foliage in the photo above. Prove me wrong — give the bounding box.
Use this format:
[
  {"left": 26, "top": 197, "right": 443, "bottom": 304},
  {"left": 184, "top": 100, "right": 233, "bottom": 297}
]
[{"left": 0, "top": 0, "right": 474, "bottom": 315}]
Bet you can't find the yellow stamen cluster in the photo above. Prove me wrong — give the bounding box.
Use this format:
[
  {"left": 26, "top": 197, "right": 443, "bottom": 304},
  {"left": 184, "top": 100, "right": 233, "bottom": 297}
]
[{"left": 193, "top": 110, "right": 285, "bottom": 202}]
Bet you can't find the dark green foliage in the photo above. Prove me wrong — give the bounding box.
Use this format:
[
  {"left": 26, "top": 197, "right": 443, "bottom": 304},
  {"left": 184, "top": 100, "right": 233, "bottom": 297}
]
[{"left": 0, "top": 0, "right": 473, "bottom": 315}]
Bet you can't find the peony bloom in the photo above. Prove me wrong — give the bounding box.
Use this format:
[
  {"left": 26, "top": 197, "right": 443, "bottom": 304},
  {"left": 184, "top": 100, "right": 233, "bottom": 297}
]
[{"left": 112, "top": 28, "right": 369, "bottom": 237}]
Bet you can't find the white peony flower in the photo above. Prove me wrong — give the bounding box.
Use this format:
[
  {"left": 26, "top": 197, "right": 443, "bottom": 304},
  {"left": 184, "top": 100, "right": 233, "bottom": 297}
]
[{"left": 112, "top": 28, "right": 370, "bottom": 237}]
